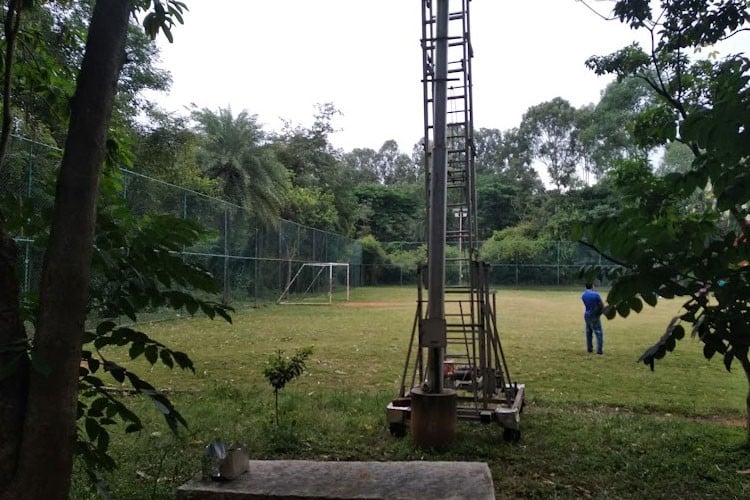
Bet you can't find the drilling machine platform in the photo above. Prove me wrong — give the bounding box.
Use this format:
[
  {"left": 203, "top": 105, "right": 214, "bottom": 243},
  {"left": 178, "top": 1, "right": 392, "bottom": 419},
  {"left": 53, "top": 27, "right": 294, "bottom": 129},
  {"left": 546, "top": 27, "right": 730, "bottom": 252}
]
[{"left": 386, "top": 0, "right": 525, "bottom": 444}]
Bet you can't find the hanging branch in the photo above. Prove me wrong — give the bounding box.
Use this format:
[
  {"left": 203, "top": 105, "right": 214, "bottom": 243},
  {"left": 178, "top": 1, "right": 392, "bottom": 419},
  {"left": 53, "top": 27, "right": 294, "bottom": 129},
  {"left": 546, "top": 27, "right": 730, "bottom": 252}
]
[{"left": 0, "top": 0, "right": 23, "bottom": 171}]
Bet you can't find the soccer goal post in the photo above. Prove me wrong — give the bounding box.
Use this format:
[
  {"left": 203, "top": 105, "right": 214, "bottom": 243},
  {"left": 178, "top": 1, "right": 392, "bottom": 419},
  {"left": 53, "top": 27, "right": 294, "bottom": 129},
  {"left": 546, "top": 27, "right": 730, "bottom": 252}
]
[{"left": 277, "top": 262, "right": 350, "bottom": 305}]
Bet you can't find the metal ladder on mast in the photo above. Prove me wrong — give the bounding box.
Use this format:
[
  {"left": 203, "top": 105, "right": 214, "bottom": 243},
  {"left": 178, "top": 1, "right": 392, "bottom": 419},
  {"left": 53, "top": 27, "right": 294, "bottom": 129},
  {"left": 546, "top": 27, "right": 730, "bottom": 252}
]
[
  {"left": 422, "top": 0, "right": 477, "bottom": 279},
  {"left": 387, "top": 0, "right": 525, "bottom": 442}
]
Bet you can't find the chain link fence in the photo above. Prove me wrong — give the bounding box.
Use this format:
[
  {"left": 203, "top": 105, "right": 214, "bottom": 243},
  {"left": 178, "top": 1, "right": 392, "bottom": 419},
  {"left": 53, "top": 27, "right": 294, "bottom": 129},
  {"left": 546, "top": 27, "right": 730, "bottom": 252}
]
[
  {"left": 3, "top": 135, "right": 361, "bottom": 306},
  {"left": 4, "top": 134, "right": 616, "bottom": 301},
  {"left": 356, "top": 240, "right": 616, "bottom": 287}
]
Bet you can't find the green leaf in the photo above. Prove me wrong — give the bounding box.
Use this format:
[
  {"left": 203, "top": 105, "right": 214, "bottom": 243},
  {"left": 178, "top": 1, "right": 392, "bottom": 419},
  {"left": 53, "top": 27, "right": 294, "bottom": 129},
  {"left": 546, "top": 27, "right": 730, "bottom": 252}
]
[
  {"left": 89, "top": 397, "right": 108, "bottom": 417},
  {"left": 628, "top": 296, "right": 643, "bottom": 313},
  {"left": 96, "top": 321, "right": 116, "bottom": 336},
  {"left": 654, "top": 345, "right": 666, "bottom": 359},
  {"left": 680, "top": 311, "right": 696, "bottom": 322},
  {"left": 185, "top": 298, "right": 199, "bottom": 315},
  {"left": 603, "top": 305, "right": 616, "bottom": 320},
  {"left": 144, "top": 345, "right": 158, "bottom": 365},
  {"left": 724, "top": 349, "right": 734, "bottom": 372},
  {"left": 641, "top": 292, "right": 658, "bottom": 307},
  {"left": 672, "top": 324, "right": 685, "bottom": 340},
  {"left": 199, "top": 302, "right": 215, "bottom": 319},
  {"left": 171, "top": 351, "right": 194, "bottom": 371},
  {"left": 120, "top": 297, "right": 138, "bottom": 322},
  {"left": 216, "top": 307, "right": 233, "bottom": 324},
  {"left": 703, "top": 342, "right": 716, "bottom": 360},
  {"left": 691, "top": 316, "right": 706, "bottom": 338},
  {"left": 88, "top": 358, "right": 100, "bottom": 373},
  {"left": 97, "top": 428, "right": 110, "bottom": 453},
  {"left": 129, "top": 342, "right": 145, "bottom": 360},
  {"left": 167, "top": 291, "right": 184, "bottom": 309},
  {"left": 125, "top": 423, "right": 142, "bottom": 433},
  {"left": 638, "top": 345, "right": 657, "bottom": 364},
  {"left": 163, "top": 25, "right": 173, "bottom": 43},
  {"left": 665, "top": 336, "right": 676, "bottom": 352},
  {"left": 159, "top": 349, "right": 174, "bottom": 369},
  {"left": 106, "top": 362, "right": 126, "bottom": 384},
  {"left": 616, "top": 301, "right": 631, "bottom": 318},
  {"left": 151, "top": 397, "right": 170, "bottom": 415},
  {"left": 85, "top": 418, "right": 100, "bottom": 441}
]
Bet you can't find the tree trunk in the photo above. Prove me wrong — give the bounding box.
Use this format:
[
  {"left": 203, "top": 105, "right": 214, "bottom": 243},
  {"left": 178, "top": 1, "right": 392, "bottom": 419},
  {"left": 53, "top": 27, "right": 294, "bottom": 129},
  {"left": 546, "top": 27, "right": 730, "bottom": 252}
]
[
  {"left": 0, "top": 217, "right": 28, "bottom": 490},
  {"left": 0, "top": 0, "right": 22, "bottom": 170},
  {"left": 1, "top": 1, "right": 131, "bottom": 498}
]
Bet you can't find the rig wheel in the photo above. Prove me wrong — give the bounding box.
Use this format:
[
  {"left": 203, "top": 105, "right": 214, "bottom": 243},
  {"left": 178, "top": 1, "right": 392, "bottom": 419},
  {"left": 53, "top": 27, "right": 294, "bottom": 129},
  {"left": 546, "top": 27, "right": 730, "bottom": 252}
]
[{"left": 503, "top": 427, "right": 521, "bottom": 443}]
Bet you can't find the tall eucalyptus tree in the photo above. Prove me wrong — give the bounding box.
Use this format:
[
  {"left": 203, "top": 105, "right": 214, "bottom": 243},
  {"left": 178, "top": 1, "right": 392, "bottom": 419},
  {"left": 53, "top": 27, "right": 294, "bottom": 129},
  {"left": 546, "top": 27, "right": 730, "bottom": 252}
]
[{"left": 520, "top": 97, "right": 583, "bottom": 191}]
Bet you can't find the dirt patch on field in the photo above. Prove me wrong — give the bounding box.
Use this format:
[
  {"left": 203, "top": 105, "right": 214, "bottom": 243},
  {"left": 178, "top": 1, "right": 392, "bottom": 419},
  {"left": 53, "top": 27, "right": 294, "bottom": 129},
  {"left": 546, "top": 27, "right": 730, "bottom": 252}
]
[{"left": 693, "top": 415, "right": 745, "bottom": 428}]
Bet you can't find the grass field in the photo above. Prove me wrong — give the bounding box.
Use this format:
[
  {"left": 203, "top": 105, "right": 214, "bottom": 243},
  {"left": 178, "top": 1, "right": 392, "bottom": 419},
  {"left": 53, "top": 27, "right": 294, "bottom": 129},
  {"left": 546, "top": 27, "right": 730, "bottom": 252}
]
[{"left": 72, "top": 286, "right": 750, "bottom": 499}]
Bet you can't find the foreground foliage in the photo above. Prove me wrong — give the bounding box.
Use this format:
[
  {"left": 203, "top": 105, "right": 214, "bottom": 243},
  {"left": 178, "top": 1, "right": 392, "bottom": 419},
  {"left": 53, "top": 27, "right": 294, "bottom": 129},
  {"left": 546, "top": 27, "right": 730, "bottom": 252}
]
[
  {"left": 3, "top": 169, "right": 232, "bottom": 492},
  {"left": 579, "top": 0, "right": 750, "bottom": 441}
]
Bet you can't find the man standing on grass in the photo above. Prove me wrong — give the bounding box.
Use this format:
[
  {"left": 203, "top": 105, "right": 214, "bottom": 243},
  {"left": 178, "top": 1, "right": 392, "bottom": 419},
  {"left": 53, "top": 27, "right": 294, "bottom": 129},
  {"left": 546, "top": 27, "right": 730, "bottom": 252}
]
[{"left": 582, "top": 282, "right": 604, "bottom": 355}]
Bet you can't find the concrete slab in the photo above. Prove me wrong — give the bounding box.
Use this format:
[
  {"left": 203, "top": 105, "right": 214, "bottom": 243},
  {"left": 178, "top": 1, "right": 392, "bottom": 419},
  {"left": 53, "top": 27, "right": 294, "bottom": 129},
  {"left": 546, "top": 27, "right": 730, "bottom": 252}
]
[{"left": 177, "top": 460, "right": 495, "bottom": 500}]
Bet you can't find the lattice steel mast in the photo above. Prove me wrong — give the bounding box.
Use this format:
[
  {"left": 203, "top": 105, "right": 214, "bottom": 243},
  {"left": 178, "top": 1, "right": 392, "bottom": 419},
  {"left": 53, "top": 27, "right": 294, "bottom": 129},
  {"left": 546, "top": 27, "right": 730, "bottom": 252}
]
[{"left": 387, "top": 0, "right": 525, "bottom": 445}]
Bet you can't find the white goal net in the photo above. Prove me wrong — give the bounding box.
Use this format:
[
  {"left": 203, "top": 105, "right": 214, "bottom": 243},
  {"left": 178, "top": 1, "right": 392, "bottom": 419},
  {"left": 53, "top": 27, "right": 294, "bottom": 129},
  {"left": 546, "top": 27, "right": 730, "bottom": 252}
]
[{"left": 277, "top": 262, "right": 350, "bottom": 305}]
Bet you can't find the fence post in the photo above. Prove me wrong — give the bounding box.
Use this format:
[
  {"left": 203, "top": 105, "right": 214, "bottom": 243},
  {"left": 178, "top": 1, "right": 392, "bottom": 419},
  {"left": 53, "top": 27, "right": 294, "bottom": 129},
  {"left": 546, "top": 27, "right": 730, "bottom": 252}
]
[
  {"left": 278, "top": 227, "right": 283, "bottom": 293},
  {"left": 23, "top": 138, "right": 33, "bottom": 292},
  {"left": 223, "top": 207, "right": 229, "bottom": 304},
  {"left": 254, "top": 228, "right": 259, "bottom": 304},
  {"left": 557, "top": 241, "right": 561, "bottom": 286},
  {"left": 26, "top": 137, "right": 33, "bottom": 198}
]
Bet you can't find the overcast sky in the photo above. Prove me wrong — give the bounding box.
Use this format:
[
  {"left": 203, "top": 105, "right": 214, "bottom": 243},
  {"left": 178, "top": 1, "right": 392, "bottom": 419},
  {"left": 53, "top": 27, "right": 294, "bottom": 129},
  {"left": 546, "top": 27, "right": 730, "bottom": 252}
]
[{"left": 151, "top": 0, "right": 653, "bottom": 153}]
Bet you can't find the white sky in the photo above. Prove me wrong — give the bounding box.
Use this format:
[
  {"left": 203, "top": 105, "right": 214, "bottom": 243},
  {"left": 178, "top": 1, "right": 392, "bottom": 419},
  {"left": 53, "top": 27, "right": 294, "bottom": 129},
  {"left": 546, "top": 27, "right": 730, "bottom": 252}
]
[{"left": 151, "top": 0, "right": 651, "bottom": 154}]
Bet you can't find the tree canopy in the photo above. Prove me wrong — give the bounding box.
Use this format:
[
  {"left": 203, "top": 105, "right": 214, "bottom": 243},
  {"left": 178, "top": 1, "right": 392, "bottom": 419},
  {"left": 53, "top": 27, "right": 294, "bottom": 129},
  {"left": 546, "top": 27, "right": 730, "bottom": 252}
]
[{"left": 579, "top": 0, "right": 750, "bottom": 442}]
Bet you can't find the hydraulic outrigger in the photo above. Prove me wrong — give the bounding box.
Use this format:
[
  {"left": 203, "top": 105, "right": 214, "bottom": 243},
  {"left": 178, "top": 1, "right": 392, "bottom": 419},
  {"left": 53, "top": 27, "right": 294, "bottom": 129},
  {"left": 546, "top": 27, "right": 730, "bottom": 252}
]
[{"left": 387, "top": 262, "right": 525, "bottom": 442}]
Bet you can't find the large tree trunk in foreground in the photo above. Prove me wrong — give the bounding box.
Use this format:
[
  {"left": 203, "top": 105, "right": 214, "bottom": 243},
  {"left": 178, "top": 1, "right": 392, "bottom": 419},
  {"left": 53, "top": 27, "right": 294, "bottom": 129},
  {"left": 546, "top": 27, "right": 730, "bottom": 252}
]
[
  {"left": 0, "top": 217, "right": 28, "bottom": 488},
  {"left": 1, "top": 1, "right": 131, "bottom": 498}
]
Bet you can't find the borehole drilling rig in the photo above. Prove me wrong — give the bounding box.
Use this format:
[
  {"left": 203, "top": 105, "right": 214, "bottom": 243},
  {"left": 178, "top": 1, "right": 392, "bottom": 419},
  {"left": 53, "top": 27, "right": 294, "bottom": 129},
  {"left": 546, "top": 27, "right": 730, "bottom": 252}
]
[{"left": 386, "top": 0, "right": 525, "bottom": 445}]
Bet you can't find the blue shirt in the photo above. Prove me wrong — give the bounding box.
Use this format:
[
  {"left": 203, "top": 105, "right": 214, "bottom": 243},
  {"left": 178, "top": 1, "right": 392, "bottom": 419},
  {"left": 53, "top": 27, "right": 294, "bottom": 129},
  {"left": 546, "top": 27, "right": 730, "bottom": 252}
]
[{"left": 582, "top": 289, "right": 602, "bottom": 319}]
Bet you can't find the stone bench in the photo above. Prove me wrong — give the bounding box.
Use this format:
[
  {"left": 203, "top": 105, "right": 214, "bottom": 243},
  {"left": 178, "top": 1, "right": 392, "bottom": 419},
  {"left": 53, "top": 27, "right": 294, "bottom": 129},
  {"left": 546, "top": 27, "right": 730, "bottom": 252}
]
[{"left": 177, "top": 460, "right": 495, "bottom": 499}]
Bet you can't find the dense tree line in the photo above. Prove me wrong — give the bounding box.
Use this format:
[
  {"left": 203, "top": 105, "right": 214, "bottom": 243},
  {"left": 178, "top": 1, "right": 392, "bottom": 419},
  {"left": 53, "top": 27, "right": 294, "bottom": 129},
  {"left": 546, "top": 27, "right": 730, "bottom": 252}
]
[
  {"left": 0, "top": 2, "right": 665, "bottom": 255},
  {"left": 1, "top": 2, "right": 736, "bottom": 258},
  {"left": 126, "top": 76, "right": 659, "bottom": 248}
]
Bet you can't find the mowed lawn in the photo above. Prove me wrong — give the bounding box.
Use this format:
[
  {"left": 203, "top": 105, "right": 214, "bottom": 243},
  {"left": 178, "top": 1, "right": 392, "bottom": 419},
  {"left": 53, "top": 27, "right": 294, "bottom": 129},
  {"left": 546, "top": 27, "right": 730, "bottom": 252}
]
[{"left": 80, "top": 286, "right": 750, "bottom": 499}]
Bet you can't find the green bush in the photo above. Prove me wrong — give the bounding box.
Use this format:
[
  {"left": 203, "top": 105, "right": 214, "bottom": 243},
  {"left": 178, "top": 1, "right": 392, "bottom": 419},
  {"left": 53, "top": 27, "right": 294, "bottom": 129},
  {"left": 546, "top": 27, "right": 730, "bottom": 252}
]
[{"left": 480, "top": 224, "right": 549, "bottom": 263}]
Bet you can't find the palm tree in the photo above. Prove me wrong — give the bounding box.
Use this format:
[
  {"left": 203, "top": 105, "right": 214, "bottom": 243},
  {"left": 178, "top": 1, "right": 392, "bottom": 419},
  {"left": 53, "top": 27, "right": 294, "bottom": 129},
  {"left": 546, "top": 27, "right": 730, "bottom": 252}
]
[
  {"left": 193, "top": 107, "right": 289, "bottom": 304},
  {"left": 193, "top": 107, "right": 289, "bottom": 222}
]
